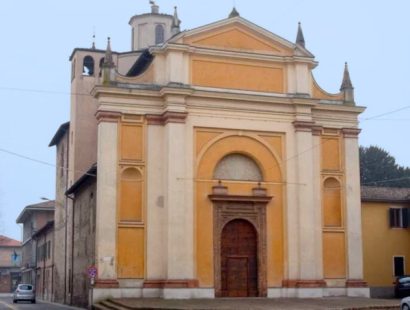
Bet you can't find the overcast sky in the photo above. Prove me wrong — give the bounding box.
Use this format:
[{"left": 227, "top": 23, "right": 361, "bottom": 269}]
[{"left": 1, "top": 0, "right": 409, "bottom": 240}]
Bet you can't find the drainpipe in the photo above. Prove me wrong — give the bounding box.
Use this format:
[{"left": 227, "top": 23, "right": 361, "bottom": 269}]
[
  {"left": 42, "top": 235, "right": 46, "bottom": 300},
  {"left": 64, "top": 139, "right": 69, "bottom": 304}
]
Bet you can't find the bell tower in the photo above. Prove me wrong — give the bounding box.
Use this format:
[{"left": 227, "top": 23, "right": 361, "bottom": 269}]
[{"left": 129, "top": 1, "right": 181, "bottom": 51}]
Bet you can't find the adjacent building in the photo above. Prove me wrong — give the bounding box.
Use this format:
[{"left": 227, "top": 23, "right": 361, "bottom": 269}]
[
  {"left": 361, "top": 186, "right": 410, "bottom": 297},
  {"left": 16, "top": 201, "right": 54, "bottom": 286},
  {"left": 32, "top": 221, "right": 54, "bottom": 301},
  {"left": 0, "top": 235, "right": 21, "bottom": 293},
  {"left": 50, "top": 2, "right": 368, "bottom": 306}
]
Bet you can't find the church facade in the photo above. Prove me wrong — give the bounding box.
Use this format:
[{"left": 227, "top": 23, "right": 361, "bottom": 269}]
[{"left": 52, "top": 2, "right": 369, "bottom": 304}]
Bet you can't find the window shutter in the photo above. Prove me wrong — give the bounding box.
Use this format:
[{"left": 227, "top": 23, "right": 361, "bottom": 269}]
[
  {"left": 389, "top": 208, "right": 395, "bottom": 227},
  {"left": 403, "top": 208, "right": 410, "bottom": 229}
]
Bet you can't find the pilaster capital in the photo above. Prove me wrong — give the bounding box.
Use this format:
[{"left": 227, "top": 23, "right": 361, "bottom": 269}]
[
  {"left": 146, "top": 111, "right": 188, "bottom": 125},
  {"left": 95, "top": 111, "right": 122, "bottom": 124},
  {"left": 312, "top": 125, "right": 323, "bottom": 136},
  {"left": 293, "top": 120, "right": 315, "bottom": 132},
  {"left": 342, "top": 128, "right": 361, "bottom": 138}
]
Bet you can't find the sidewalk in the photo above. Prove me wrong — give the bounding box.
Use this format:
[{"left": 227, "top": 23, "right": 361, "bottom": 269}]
[{"left": 97, "top": 297, "right": 401, "bottom": 310}]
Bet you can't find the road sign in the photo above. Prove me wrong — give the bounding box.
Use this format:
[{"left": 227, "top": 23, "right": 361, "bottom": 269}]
[{"left": 87, "top": 265, "right": 97, "bottom": 278}]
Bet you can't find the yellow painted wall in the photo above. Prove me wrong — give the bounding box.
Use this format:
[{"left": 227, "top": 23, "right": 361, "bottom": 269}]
[
  {"left": 117, "top": 119, "right": 146, "bottom": 279},
  {"left": 195, "top": 129, "right": 284, "bottom": 287},
  {"left": 323, "top": 231, "right": 346, "bottom": 278},
  {"left": 183, "top": 23, "right": 292, "bottom": 56},
  {"left": 191, "top": 57, "right": 285, "bottom": 93},
  {"left": 321, "top": 136, "right": 341, "bottom": 171},
  {"left": 117, "top": 227, "right": 145, "bottom": 278},
  {"left": 120, "top": 124, "right": 143, "bottom": 161},
  {"left": 362, "top": 202, "right": 410, "bottom": 286}
]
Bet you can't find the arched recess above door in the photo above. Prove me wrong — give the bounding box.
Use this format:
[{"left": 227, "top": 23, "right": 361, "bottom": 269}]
[{"left": 197, "top": 134, "right": 282, "bottom": 183}]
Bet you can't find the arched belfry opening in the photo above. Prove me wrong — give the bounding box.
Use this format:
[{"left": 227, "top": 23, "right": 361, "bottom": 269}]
[
  {"left": 221, "top": 219, "right": 258, "bottom": 297},
  {"left": 209, "top": 152, "right": 272, "bottom": 297},
  {"left": 82, "top": 56, "right": 94, "bottom": 76}
]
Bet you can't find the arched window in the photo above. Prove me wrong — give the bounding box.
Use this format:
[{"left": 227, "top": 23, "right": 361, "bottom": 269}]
[
  {"left": 82, "top": 56, "right": 94, "bottom": 76},
  {"left": 155, "top": 24, "right": 165, "bottom": 44},
  {"left": 213, "top": 153, "right": 262, "bottom": 181},
  {"left": 323, "top": 177, "right": 342, "bottom": 227}
]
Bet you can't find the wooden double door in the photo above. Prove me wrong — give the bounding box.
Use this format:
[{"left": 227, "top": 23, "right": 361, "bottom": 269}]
[{"left": 220, "top": 219, "right": 258, "bottom": 297}]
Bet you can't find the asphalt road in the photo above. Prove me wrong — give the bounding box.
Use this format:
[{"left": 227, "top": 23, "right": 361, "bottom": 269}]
[{"left": 0, "top": 296, "right": 85, "bottom": 310}]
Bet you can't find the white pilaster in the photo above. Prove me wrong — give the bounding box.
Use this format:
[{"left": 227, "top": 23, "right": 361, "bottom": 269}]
[
  {"left": 164, "top": 120, "right": 193, "bottom": 279},
  {"left": 343, "top": 129, "right": 364, "bottom": 280},
  {"left": 285, "top": 131, "right": 299, "bottom": 280},
  {"left": 95, "top": 117, "right": 119, "bottom": 280},
  {"left": 146, "top": 125, "right": 167, "bottom": 279},
  {"left": 293, "top": 119, "right": 322, "bottom": 282},
  {"left": 312, "top": 129, "right": 324, "bottom": 279},
  {"left": 295, "top": 127, "right": 317, "bottom": 279}
]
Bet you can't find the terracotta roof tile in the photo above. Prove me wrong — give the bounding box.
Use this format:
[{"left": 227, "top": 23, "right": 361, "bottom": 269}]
[
  {"left": 361, "top": 186, "right": 410, "bottom": 202},
  {"left": 0, "top": 235, "right": 21, "bottom": 247}
]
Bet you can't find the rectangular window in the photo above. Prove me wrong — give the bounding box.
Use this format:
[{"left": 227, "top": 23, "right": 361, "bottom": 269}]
[
  {"left": 394, "top": 256, "right": 405, "bottom": 277},
  {"left": 389, "top": 208, "right": 409, "bottom": 228}
]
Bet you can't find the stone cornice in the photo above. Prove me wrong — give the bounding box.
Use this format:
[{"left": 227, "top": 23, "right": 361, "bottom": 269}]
[
  {"left": 313, "top": 103, "right": 366, "bottom": 114},
  {"left": 91, "top": 84, "right": 364, "bottom": 124},
  {"left": 153, "top": 43, "right": 318, "bottom": 67}
]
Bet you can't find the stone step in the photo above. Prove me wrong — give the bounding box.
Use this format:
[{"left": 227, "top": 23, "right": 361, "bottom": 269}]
[
  {"left": 99, "top": 299, "right": 132, "bottom": 310},
  {"left": 92, "top": 302, "right": 112, "bottom": 310}
]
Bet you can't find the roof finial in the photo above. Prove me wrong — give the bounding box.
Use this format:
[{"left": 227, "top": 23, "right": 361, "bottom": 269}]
[
  {"left": 296, "top": 22, "right": 305, "bottom": 48},
  {"left": 340, "top": 62, "right": 353, "bottom": 90},
  {"left": 149, "top": 0, "right": 159, "bottom": 14},
  {"left": 103, "top": 37, "right": 114, "bottom": 68},
  {"left": 91, "top": 28, "right": 96, "bottom": 50},
  {"left": 340, "top": 62, "right": 355, "bottom": 105},
  {"left": 171, "top": 6, "right": 181, "bottom": 35},
  {"left": 228, "top": 7, "right": 240, "bottom": 18}
]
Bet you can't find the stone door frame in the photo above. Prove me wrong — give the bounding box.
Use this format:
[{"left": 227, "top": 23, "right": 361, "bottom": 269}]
[{"left": 209, "top": 193, "right": 272, "bottom": 297}]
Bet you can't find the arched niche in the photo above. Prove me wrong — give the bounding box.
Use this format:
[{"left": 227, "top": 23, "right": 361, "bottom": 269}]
[
  {"left": 119, "top": 167, "right": 143, "bottom": 222},
  {"left": 323, "top": 177, "right": 342, "bottom": 227},
  {"left": 197, "top": 135, "right": 282, "bottom": 182}
]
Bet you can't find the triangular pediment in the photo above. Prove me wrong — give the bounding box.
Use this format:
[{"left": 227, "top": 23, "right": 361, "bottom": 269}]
[{"left": 177, "top": 17, "right": 299, "bottom": 56}]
